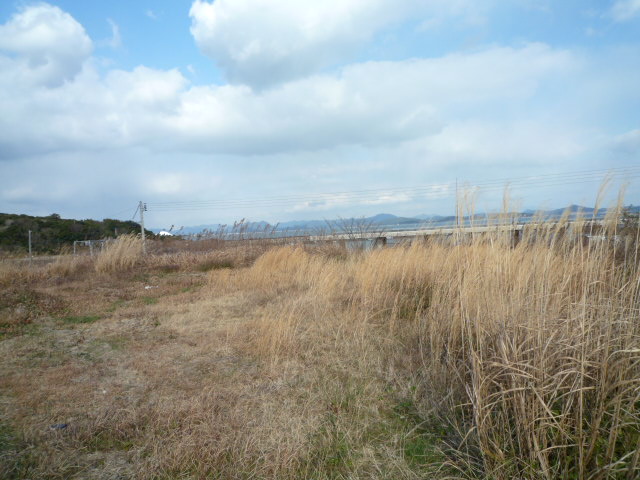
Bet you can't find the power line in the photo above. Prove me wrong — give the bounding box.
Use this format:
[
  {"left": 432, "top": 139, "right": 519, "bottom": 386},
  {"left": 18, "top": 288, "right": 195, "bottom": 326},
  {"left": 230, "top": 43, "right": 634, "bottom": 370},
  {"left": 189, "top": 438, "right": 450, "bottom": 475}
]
[
  {"left": 103, "top": 206, "right": 140, "bottom": 219},
  {"left": 148, "top": 175, "right": 640, "bottom": 211},
  {"left": 148, "top": 166, "right": 640, "bottom": 209},
  {"left": 146, "top": 166, "right": 640, "bottom": 212},
  {"left": 148, "top": 165, "right": 640, "bottom": 208}
]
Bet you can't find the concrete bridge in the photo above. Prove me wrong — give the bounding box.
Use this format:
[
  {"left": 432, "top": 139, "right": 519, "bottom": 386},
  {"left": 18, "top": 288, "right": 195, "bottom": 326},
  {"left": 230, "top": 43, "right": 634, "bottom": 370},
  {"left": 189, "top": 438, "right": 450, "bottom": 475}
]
[
  {"left": 309, "top": 223, "right": 530, "bottom": 242},
  {"left": 187, "top": 218, "right": 611, "bottom": 248}
]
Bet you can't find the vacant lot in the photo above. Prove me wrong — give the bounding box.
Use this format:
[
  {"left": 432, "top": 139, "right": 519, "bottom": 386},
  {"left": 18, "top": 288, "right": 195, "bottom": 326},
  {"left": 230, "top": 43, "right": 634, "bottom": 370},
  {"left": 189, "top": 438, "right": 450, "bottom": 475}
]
[{"left": 1, "top": 217, "right": 639, "bottom": 479}]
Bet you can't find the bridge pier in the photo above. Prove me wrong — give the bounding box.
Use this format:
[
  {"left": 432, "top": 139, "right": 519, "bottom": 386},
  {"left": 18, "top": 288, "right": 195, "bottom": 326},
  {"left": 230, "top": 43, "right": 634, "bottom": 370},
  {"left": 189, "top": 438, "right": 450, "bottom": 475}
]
[{"left": 373, "top": 236, "right": 387, "bottom": 248}]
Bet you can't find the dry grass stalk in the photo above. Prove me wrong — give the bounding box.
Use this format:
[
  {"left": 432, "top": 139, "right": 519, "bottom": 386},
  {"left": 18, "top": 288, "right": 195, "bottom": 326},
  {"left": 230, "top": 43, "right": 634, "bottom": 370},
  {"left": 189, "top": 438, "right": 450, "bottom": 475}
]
[
  {"left": 94, "top": 234, "right": 143, "bottom": 273},
  {"left": 229, "top": 199, "right": 640, "bottom": 479},
  {"left": 47, "top": 254, "right": 91, "bottom": 277}
]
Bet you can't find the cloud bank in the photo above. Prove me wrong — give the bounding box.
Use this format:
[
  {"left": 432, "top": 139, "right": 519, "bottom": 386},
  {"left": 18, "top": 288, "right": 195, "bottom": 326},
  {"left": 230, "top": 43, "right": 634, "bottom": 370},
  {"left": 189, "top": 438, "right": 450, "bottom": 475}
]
[
  {"left": 0, "top": 7, "right": 576, "bottom": 159},
  {"left": 0, "top": 2, "right": 638, "bottom": 225}
]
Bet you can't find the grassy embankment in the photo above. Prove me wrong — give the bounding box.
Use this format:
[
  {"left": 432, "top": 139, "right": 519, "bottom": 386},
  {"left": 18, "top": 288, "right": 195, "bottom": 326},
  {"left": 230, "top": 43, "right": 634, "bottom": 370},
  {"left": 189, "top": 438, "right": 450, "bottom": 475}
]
[{"left": 1, "top": 203, "right": 639, "bottom": 479}]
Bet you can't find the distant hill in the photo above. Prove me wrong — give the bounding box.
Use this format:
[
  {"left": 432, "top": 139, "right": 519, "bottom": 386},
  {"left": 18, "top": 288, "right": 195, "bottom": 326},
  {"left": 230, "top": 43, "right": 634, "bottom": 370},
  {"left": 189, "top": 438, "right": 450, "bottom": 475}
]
[
  {"left": 163, "top": 204, "right": 639, "bottom": 236},
  {"left": 546, "top": 204, "right": 596, "bottom": 216},
  {"left": 171, "top": 213, "right": 425, "bottom": 235},
  {"left": 367, "top": 213, "right": 421, "bottom": 224},
  {"left": 0, "top": 213, "right": 152, "bottom": 254},
  {"left": 414, "top": 214, "right": 454, "bottom": 222}
]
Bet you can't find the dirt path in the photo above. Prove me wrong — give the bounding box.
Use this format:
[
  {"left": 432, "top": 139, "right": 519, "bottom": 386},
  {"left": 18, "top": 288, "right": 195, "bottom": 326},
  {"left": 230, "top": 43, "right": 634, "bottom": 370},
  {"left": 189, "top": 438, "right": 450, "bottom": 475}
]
[{"left": 0, "top": 270, "right": 266, "bottom": 478}]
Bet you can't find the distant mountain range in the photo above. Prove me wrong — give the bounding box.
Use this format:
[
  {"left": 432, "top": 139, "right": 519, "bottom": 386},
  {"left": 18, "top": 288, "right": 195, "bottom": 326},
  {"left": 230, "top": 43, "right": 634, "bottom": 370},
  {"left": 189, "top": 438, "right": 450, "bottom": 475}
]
[{"left": 153, "top": 204, "right": 639, "bottom": 235}]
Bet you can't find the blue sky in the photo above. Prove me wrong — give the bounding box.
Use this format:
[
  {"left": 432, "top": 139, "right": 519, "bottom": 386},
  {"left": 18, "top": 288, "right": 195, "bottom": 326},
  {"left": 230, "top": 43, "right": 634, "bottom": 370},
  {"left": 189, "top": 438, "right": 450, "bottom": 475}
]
[{"left": 0, "top": 0, "right": 639, "bottom": 228}]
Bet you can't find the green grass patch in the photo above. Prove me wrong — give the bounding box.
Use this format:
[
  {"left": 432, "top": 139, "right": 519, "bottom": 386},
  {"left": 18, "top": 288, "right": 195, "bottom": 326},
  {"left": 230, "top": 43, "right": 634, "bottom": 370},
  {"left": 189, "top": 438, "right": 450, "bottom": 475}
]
[
  {"left": 0, "top": 422, "right": 37, "bottom": 479},
  {"left": 393, "top": 399, "right": 442, "bottom": 467},
  {"left": 87, "top": 431, "right": 136, "bottom": 453},
  {"left": 0, "top": 287, "right": 67, "bottom": 337},
  {"left": 300, "top": 377, "right": 450, "bottom": 479},
  {"left": 156, "top": 264, "right": 181, "bottom": 274},
  {"left": 60, "top": 314, "right": 101, "bottom": 324},
  {"left": 0, "top": 422, "right": 18, "bottom": 453},
  {"left": 142, "top": 296, "right": 158, "bottom": 305},
  {"left": 105, "top": 335, "right": 128, "bottom": 350},
  {"left": 106, "top": 299, "right": 126, "bottom": 312},
  {"left": 0, "top": 321, "right": 41, "bottom": 339},
  {"left": 132, "top": 272, "right": 150, "bottom": 283},
  {"left": 196, "top": 259, "right": 234, "bottom": 272}
]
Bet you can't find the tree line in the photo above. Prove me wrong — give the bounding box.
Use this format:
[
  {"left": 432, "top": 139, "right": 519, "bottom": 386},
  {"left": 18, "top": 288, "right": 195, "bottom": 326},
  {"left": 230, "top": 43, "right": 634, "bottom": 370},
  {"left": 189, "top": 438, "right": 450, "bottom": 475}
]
[{"left": 0, "top": 213, "right": 153, "bottom": 254}]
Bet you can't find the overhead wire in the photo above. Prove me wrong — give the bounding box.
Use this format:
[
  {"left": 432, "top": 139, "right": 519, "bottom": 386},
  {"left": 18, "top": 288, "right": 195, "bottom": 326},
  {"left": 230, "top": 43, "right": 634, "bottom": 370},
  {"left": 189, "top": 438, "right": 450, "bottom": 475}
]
[
  {"left": 148, "top": 175, "right": 640, "bottom": 211},
  {"left": 148, "top": 166, "right": 640, "bottom": 208},
  {"left": 149, "top": 165, "right": 640, "bottom": 207},
  {"left": 146, "top": 166, "right": 640, "bottom": 212},
  {"left": 103, "top": 206, "right": 140, "bottom": 219}
]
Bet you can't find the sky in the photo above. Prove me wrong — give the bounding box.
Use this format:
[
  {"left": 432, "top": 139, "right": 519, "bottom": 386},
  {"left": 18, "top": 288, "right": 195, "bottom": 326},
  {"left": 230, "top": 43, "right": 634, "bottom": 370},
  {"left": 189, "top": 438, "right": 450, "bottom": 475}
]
[{"left": 0, "top": 0, "right": 639, "bottom": 229}]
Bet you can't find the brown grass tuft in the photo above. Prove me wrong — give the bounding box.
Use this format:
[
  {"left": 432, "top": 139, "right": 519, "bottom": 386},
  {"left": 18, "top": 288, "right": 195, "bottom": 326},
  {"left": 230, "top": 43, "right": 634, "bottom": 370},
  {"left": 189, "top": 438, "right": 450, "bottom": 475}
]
[
  {"left": 94, "top": 234, "right": 143, "bottom": 273},
  {"left": 224, "top": 205, "right": 640, "bottom": 479}
]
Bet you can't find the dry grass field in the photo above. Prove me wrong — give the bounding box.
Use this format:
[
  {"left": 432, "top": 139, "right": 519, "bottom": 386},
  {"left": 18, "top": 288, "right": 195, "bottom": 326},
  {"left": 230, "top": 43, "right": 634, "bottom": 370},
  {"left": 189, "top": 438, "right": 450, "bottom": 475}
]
[{"left": 1, "top": 207, "right": 639, "bottom": 479}]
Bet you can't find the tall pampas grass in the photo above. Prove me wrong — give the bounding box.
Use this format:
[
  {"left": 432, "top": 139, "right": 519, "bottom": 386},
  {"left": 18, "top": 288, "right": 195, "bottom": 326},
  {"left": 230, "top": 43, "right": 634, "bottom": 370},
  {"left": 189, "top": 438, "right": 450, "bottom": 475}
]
[
  {"left": 94, "top": 234, "right": 143, "bottom": 273},
  {"left": 229, "top": 197, "right": 640, "bottom": 479}
]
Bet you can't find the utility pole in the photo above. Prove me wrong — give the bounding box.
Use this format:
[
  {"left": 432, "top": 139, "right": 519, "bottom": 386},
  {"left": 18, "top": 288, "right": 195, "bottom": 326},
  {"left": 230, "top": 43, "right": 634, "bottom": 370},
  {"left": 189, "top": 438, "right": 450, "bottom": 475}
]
[
  {"left": 455, "top": 178, "right": 459, "bottom": 228},
  {"left": 139, "top": 201, "right": 147, "bottom": 255},
  {"left": 28, "top": 230, "right": 32, "bottom": 265}
]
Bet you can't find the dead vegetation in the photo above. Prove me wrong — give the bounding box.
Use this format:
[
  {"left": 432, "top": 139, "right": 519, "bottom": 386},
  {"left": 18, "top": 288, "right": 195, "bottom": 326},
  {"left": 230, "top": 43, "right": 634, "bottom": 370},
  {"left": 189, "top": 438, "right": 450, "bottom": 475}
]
[{"left": 1, "top": 200, "right": 639, "bottom": 479}]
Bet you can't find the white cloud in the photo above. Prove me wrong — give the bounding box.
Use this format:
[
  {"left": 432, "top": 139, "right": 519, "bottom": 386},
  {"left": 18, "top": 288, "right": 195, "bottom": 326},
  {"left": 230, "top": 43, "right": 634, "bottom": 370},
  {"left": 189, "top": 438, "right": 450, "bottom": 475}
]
[
  {"left": 424, "top": 120, "right": 586, "bottom": 163},
  {"left": 0, "top": 4, "right": 579, "bottom": 163},
  {"left": 610, "top": 0, "right": 640, "bottom": 21},
  {"left": 188, "top": 0, "right": 482, "bottom": 88},
  {"left": 106, "top": 19, "right": 122, "bottom": 49},
  {"left": 0, "top": 4, "right": 92, "bottom": 87},
  {"left": 290, "top": 191, "right": 414, "bottom": 212},
  {"left": 162, "top": 43, "right": 574, "bottom": 155},
  {"left": 612, "top": 129, "right": 640, "bottom": 153},
  {"left": 147, "top": 172, "right": 221, "bottom": 196},
  {"left": 0, "top": 37, "right": 576, "bottom": 159},
  {"left": 188, "top": 0, "right": 386, "bottom": 87},
  {"left": 287, "top": 183, "right": 453, "bottom": 213},
  {"left": 0, "top": 64, "right": 187, "bottom": 158}
]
